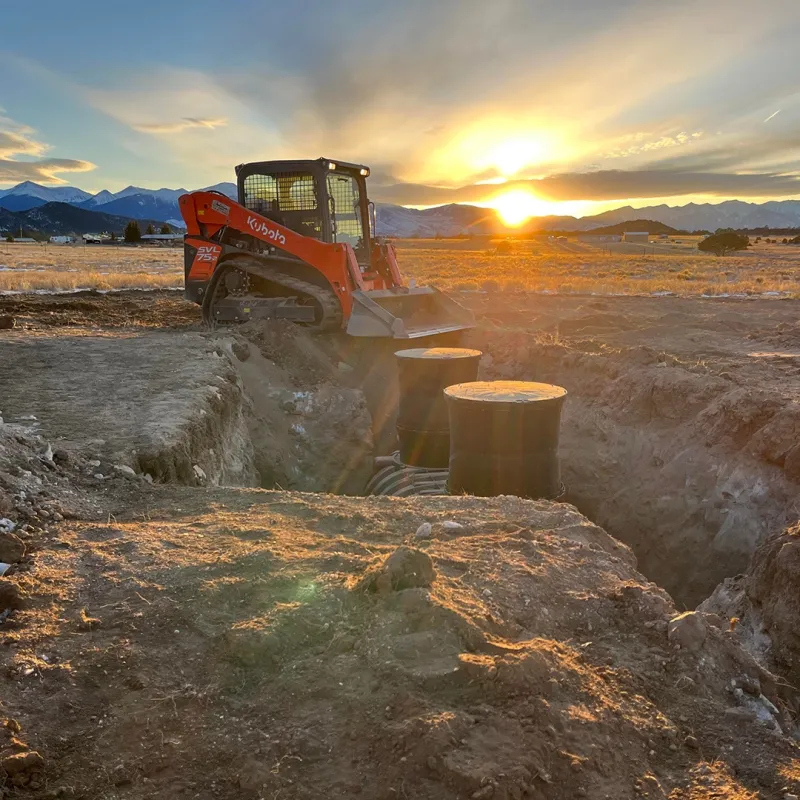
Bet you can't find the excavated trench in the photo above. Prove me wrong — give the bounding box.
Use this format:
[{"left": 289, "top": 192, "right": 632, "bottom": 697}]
[
  {"left": 467, "top": 329, "right": 799, "bottom": 608},
  {"left": 159, "top": 321, "right": 797, "bottom": 610}
]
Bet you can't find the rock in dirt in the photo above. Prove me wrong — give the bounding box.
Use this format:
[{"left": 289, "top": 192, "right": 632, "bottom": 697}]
[
  {"left": 668, "top": 611, "right": 708, "bottom": 652},
  {"left": 354, "top": 546, "right": 436, "bottom": 594},
  {"left": 1, "top": 750, "right": 44, "bottom": 775},
  {"left": 52, "top": 448, "right": 71, "bottom": 465},
  {"left": 0, "top": 315, "right": 15, "bottom": 330},
  {"left": 113, "top": 464, "right": 136, "bottom": 477},
  {"left": 231, "top": 340, "right": 251, "bottom": 362},
  {"left": 0, "top": 533, "right": 26, "bottom": 563},
  {"left": 414, "top": 522, "right": 432, "bottom": 539},
  {"left": 0, "top": 578, "right": 25, "bottom": 610}
]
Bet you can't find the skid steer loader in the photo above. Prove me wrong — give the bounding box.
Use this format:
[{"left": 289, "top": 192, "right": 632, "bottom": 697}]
[{"left": 180, "top": 157, "right": 475, "bottom": 338}]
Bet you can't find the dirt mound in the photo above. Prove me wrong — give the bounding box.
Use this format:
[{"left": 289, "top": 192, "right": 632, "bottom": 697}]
[
  {"left": 0, "top": 332, "right": 259, "bottom": 488},
  {"left": 751, "top": 321, "right": 800, "bottom": 349},
  {"left": 0, "top": 421, "right": 104, "bottom": 530},
  {"left": 237, "top": 318, "right": 340, "bottom": 386},
  {"left": 3, "top": 488, "right": 798, "bottom": 799}
]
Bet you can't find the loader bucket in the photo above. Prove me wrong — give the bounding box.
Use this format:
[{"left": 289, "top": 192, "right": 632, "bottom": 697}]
[{"left": 346, "top": 287, "right": 476, "bottom": 339}]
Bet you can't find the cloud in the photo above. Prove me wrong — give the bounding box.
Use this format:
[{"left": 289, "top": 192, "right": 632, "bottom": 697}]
[
  {"left": 606, "top": 132, "right": 704, "bottom": 160},
  {"left": 0, "top": 127, "right": 47, "bottom": 159},
  {"left": 0, "top": 157, "right": 96, "bottom": 184},
  {"left": 0, "top": 116, "right": 95, "bottom": 185},
  {"left": 134, "top": 117, "right": 227, "bottom": 134}
]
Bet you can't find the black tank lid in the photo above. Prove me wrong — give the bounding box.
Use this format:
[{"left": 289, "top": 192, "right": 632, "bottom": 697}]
[
  {"left": 444, "top": 380, "right": 567, "bottom": 405},
  {"left": 395, "top": 347, "right": 483, "bottom": 360}
]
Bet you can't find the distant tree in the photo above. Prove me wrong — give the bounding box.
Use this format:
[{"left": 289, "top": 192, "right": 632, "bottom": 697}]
[
  {"left": 5, "top": 235, "right": 13, "bottom": 243},
  {"left": 755, "top": 236, "right": 761, "bottom": 243},
  {"left": 783, "top": 238, "right": 789, "bottom": 244},
  {"left": 791, "top": 235, "right": 800, "bottom": 245},
  {"left": 110, "top": 231, "right": 117, "bottom": 241},
  {"left": 145, "top": 223, "right": 155, "bottom": 236},
  {"left": 698, "top": 231, "right": 750, "bottom": 257},
  {"left": 124, "top": 220, "right": 142, "bottom": 243},
  {"left": 160, "top": 223, "right": 171, "bottom": 234}
]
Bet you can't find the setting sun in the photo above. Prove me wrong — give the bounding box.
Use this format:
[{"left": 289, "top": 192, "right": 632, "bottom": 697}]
[{"left": 492, "top": 190, "right": 553, "bottom": 226}]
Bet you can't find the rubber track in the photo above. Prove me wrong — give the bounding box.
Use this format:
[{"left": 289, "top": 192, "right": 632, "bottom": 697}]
[{"left": 210, "top": 257, "right": 343, "bottom": 332}]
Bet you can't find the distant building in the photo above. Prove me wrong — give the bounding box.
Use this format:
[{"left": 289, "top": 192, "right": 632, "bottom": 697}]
[
  {"left": 50, "top": 235, "right": 75, "bottom": 244},
  {"left": 141, "top": 233, "right": 183, "bottom": 241},
  {"left": 578, "top": 234, "right": 622, "bottom": 243},
  {"left": 11, "top": 237, "right": 37, "bottom": 244},
  {"left": 83, "top": 234, "right": 103, "bottom": 243},
  {"left": 623, "top": 232, "right": 650, "bottom": 244}
]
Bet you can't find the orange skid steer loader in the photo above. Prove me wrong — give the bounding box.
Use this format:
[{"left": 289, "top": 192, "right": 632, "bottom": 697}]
[{"left": 180, "top": 157, "right": 475, "bottom": 339}]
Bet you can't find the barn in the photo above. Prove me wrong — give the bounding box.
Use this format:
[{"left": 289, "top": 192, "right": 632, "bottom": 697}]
[{"left": 623, "top": 232, "right": 650, "bottom": 244}]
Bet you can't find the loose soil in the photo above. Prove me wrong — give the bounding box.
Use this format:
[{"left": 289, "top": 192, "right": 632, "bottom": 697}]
[
  {"left": 3, "top": 484, "right": 799, "bottom": 799},
  {"left": 2, "top": 288, "right": 800, "bottom": 798}
]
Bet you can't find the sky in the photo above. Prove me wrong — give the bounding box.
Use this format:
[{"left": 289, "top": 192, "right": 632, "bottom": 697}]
[{"left": 2, "top": 0, "right": 800, "bottom": 219}]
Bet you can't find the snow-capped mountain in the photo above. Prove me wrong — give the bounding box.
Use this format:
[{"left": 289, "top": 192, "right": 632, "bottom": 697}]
[
  {"left": 81, "top": 189, "right": 115, "bottom": 207},
  {"left": 77, "top": 194, "right": 186, "bottom": 223},
  {"left": 74, "top": 182, "right": 237, "bottom": 224},
  {"left": 0, "top": 181, "right": 93, "bottom": 208},
  {"left": 375, "top": 203, "right": 495, "bottom": 237},
  {"left": 200, "top": 182, "right": 237, "bottom": 199},
  {"left": 94, "top": 185, "right": 189, "bottom": 206},
  {"left": 588, "top": 200, "right": 800, "bottom": 232}
]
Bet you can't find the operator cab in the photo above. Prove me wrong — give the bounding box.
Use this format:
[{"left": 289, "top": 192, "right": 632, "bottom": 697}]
[{"left": 235, "top": 157, "right": 373, "bottom": 264}]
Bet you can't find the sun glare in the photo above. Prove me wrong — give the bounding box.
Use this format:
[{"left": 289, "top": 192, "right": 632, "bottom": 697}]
[{"left": 492, "top": 190, "right": 555, "bottom": 226}]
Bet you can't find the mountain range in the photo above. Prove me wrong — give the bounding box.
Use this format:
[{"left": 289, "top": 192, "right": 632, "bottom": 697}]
[
  {"left": 0, "top": 202, "right": 174, "bottom": 238},
  {"left": 0, "top": 180, "right": 238, "bottom": 231},
  {"left": 2, "top": 180, "right": 800, "bottom": 238}
]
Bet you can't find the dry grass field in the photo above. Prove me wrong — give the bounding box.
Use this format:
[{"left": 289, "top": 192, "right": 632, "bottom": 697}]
[
  {"left": 399, "top": 237, "right": 800, "bottom": 297},
  {"left": 2, "top": 237, "right": 800, "bottom": 297},
  {"left": 0, "top": 242, "right": 183, "bottom": 291}
]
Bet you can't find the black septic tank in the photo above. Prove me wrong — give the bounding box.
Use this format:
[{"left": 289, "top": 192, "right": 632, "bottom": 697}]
[
  {"left": 444, "top": 380, "right": 567, "bottom": 499},
  {"left": 395, "top": 347, "right": 482, "bottom": 468}
]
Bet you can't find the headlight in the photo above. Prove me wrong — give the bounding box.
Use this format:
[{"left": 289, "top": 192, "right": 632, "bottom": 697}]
[
  {"left": 360, "top": 168, "right": 369, "bottom": 176},
  {"left": 328, "top": 162, "right": 337, "bottom": 170}
]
